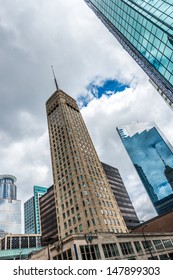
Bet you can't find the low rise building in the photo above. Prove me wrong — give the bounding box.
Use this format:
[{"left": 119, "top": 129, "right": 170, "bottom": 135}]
[
  {"left": 28, "top": 232, "right": 173, "bottom": 260},
  {"left": 132, "top": 210, "right": 173, "bottom": 233},
  {"left": 0, "top": 233, "right": 43, "bottom": 260}
]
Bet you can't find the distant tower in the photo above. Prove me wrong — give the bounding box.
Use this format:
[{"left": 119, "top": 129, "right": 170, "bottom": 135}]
[
  {"left": 24, "top": 197, "right": 36, "bottom": 234},
  {"left": 101, "top": 162, "right": 140, "bottom": 230},
  {"left": 84, "top": 0, "right": 173, "bottom": 108},
  {"left": 46, "top": 88, "right": 127, "bottom": 239},
  {"left": 0, "top": 174, "right": 17, "bottom": 199},
  {"left": 0, "top": 174, "right": 21, "bottom": 237},
  {"left": 117, "top": 122, "right": 173, "bottom": 215},
  {"left": 24, "top": 186, "right": 47, "bottom": 234}
]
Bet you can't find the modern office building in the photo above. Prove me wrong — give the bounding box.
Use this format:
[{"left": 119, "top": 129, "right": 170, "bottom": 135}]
[
  {"left": 84, "top": 0, "right": 173, "bottom": 107},
  {"left": 34, "top": 186, "right": 47, "bottom": 234},
  {"left": 46, "top": 88, "right": 127, "bottom": 239},
  {"left": 0, "top": 174, "right": 21, "bottom": 237},
  {"left": 0, "top": 174, "right": 17, "bottom": 200},
  {"left": 24, "top": 197, "right": 36, "bottom": 234},
  {"left": 24, "top": 186, "right": 47, "bottom": 234},
  {"left": 101, "top": 162, "right": 139, "bottom": 229},
  {"left": 0, "top": 198, "right": 21, "bottom": 237},
  {"left": 39, "top": 185, "right": 58, "bottom": 245},
  {"left": 117, "top": 122, "right": 173, "bottom": 215}
]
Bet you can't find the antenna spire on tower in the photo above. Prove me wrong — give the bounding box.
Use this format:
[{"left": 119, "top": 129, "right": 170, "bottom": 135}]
[{"left": 51, "top": 65, "right": 59, "bottom": 90}]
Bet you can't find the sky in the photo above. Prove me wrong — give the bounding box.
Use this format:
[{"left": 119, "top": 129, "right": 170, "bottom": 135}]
[{"left": 0, "top": 0, "right": 173, "bottom": 231}]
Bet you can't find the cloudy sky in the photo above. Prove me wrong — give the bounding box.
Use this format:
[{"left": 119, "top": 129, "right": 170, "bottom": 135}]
[{"left": 1, "top": 0, "right": 173, "bottom": 231}]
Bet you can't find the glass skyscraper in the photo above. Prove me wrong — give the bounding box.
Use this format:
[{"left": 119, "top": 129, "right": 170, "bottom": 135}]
[
  {"left": 0, "top": 174, "right": 17, "bottom": 200},
  {"left": 117, "top": 122, "right": 173, "bottom": 215},
  {"left": 0, "top": 175, "right": 21, "bottom": 237},
  {"left": 84, "top": 0, "right": 173, "bottom": 107},
  {"left": 24, "top": 186, "right": 47, "bottom": 234},
  {"left": 24, "top": 197, "right": 36, "bottom": 234},
  {"left": 0, "top": 199, "right": 21, "bottom": 237}
]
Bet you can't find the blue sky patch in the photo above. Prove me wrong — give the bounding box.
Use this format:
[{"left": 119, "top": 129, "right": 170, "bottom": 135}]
[{"left": 77, "top": 78, "right": 129, "bottom": 108}]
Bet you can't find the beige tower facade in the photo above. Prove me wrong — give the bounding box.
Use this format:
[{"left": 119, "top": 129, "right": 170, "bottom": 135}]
[{"left": 46, "top": 89, "right": 127, "bottom": 239}]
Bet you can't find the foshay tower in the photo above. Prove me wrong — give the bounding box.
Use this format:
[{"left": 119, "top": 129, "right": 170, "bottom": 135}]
[{"left": 46, "top": 88, "right": 127, "bottom": 239}]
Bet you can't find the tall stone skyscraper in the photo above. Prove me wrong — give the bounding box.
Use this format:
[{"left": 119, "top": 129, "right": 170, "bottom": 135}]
[
  {"left": 84, "top": 0, "right": 173, "bottom": 108},
  {"left": 117, "top": 122, "right": 173, "bottom": 215},
  {"left": 46, "top": 89, "right": 127, "bottom": 239}
]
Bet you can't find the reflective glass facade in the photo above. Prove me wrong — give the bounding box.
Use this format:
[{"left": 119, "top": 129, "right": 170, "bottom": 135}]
[
  {"left": 34, "top": 186, "right": 47, "bottom": 234},
  {"left": 117, "top": 122, "right": 173, "bottom": 215},
  {"left": 24, "top": 197, "right": 36, "bottom": 234},
  {"left": 0, "top": 198, "right": 21, "bottom": 236},
  {"left": 84, "top": 0, "right": 173, "bottom": 107},
  {"left": 24, "top": 186, "right": 47, "bottom": 234},
  {"left": 0, "top": 174, "right": 17, "bottom": 200}
]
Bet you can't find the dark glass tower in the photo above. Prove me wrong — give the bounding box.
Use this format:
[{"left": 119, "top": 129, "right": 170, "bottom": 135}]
[
  {"left": 117, "top": 122, "right": 173, "bottom": 215},
  {"left": 39, "top": 185, "right": 58, "bottom": 245},
  {"left": 84, "top": 0, "right": 173, "bottom": 107},
  {"left": 101, "top": 162, "right": 140, "bottom": 229}
]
